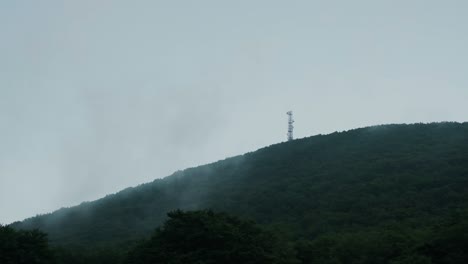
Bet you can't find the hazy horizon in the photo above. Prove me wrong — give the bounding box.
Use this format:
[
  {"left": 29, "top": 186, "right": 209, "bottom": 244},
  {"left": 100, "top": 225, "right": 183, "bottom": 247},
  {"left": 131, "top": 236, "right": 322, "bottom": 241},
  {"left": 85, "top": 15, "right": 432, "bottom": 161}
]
[{"left": 2, "top": 1, "right": 468, "bottom": 224}]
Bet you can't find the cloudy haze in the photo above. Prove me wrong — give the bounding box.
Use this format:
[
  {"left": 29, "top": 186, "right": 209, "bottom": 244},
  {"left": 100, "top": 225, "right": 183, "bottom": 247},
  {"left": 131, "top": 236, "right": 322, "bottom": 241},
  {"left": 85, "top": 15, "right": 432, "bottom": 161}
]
[{"left": 1, "top": 0, "right": 467, "bottom": 224}]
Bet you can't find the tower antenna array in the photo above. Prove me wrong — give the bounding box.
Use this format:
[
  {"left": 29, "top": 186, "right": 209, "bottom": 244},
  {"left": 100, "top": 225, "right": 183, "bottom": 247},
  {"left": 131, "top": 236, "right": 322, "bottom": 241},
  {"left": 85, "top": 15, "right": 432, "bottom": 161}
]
[{"left": 287, "top": 111, "right": 294, "bottom": 141}]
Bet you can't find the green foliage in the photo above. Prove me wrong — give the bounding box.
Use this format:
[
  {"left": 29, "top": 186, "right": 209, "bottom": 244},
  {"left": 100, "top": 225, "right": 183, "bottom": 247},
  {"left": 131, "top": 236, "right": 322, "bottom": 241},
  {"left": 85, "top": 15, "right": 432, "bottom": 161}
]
[
  {"left": 0, "top": 225, "right": 54, "bottom": 264},
  {"left": 53, "top": 246, "right": 126, "bottom": 264},
  {"left": 420, "top": 213, "right": 468, "bottom": 264},
  {"left": 295, "top": 227, "right": 424, "bottom": 264},
  {"left": 125, "top": 210, "right": 298, "bottom": 264},
  {"left": 10, "top": 122, "right": 468, "bottom": 263}
]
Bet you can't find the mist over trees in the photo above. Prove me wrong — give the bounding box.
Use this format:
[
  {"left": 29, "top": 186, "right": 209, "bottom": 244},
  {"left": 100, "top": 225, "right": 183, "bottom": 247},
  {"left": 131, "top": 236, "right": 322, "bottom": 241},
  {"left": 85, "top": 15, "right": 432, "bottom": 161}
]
[{"left": 7, "top": 123, "right": 468, "bottom": 263}]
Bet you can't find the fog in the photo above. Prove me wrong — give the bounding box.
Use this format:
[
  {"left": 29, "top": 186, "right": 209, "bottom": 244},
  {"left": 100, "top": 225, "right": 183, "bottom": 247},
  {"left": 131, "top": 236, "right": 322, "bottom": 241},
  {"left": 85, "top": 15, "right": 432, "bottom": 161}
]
[{"left": 1, "top": 0, "right": 467, "bottom": 224}]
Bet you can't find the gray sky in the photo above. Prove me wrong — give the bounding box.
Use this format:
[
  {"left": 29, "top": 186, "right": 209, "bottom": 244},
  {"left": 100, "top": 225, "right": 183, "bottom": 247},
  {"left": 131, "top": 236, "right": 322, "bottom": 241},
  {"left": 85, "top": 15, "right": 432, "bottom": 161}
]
[{"left": 1, "top": 0, "right": 467, "bottom": 224}]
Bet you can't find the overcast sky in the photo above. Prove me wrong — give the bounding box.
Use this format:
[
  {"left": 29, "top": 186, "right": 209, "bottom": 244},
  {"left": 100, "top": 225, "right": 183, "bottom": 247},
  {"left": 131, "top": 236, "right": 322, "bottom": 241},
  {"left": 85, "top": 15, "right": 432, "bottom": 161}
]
[{"left": 1, "top": 0, "right": 467, "bottom": 224}]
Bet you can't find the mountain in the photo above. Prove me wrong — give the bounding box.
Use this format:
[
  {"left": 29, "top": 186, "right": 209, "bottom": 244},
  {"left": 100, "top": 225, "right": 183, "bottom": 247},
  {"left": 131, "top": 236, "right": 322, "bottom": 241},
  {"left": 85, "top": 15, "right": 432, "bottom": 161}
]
[{"left": 12, "top": 122, "right": 468, "bottom": 252}]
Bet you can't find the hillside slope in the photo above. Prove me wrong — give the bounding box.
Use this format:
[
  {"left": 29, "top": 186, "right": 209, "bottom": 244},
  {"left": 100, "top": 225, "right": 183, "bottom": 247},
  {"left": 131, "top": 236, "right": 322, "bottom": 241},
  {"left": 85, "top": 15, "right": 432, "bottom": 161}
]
[{"left": 12, "top": 123, "right": 468, "bottom": 248}]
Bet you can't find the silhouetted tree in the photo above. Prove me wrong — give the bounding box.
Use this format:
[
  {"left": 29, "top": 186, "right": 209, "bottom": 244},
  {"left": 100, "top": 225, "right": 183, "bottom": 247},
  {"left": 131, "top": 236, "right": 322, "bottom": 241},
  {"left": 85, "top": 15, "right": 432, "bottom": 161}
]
[
  {"left": 0, "top": 225, "right": 54, "bottom": 264},
  {"left": 125, "top": 210, "right": 299, "bottom": 264}
]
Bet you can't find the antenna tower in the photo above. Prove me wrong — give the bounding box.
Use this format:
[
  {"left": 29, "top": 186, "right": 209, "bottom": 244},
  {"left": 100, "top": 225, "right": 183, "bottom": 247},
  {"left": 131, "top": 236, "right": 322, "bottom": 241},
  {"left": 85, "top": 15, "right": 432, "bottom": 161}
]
[{"left": 287, "top": 111, "right": 294, "bottom": 141}]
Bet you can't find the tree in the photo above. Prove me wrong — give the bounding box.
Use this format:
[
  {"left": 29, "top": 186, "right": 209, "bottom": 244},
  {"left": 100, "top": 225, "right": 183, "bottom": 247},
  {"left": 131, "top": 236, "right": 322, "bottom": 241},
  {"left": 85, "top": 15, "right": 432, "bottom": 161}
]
[
  {"left": 0, "top": 225, "right": 54, "bottom": 264},
  {"left": 125, "top": 210, "right": 299, "bottom": 264}
]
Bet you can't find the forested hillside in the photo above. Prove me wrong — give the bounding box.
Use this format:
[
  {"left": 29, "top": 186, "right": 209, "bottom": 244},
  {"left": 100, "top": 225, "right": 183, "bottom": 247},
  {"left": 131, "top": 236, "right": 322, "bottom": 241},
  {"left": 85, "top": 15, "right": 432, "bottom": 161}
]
[{"left": 11, "top": 122, "right": 468, "bottom": 263}]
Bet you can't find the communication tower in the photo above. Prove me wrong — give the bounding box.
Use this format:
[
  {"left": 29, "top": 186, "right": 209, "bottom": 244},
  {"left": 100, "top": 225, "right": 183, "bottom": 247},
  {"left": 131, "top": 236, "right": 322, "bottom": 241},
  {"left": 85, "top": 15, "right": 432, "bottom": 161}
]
[{"left": 287, "top": 111, "right": 294, "bottom": 141}]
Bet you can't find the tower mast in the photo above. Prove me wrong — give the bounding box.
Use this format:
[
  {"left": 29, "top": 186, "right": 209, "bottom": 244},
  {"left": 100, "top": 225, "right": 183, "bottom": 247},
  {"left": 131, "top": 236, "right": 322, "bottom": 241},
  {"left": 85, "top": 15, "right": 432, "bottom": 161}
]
[{"left": 287, "top": 111, "right": 294, "bottom": 141}]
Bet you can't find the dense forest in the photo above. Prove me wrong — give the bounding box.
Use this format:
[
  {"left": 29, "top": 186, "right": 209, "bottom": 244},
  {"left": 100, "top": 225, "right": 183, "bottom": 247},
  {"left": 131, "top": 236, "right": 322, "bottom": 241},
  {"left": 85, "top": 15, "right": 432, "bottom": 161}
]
[{"left": 6, "top": 122, "right": 468, "bottom": 263}]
